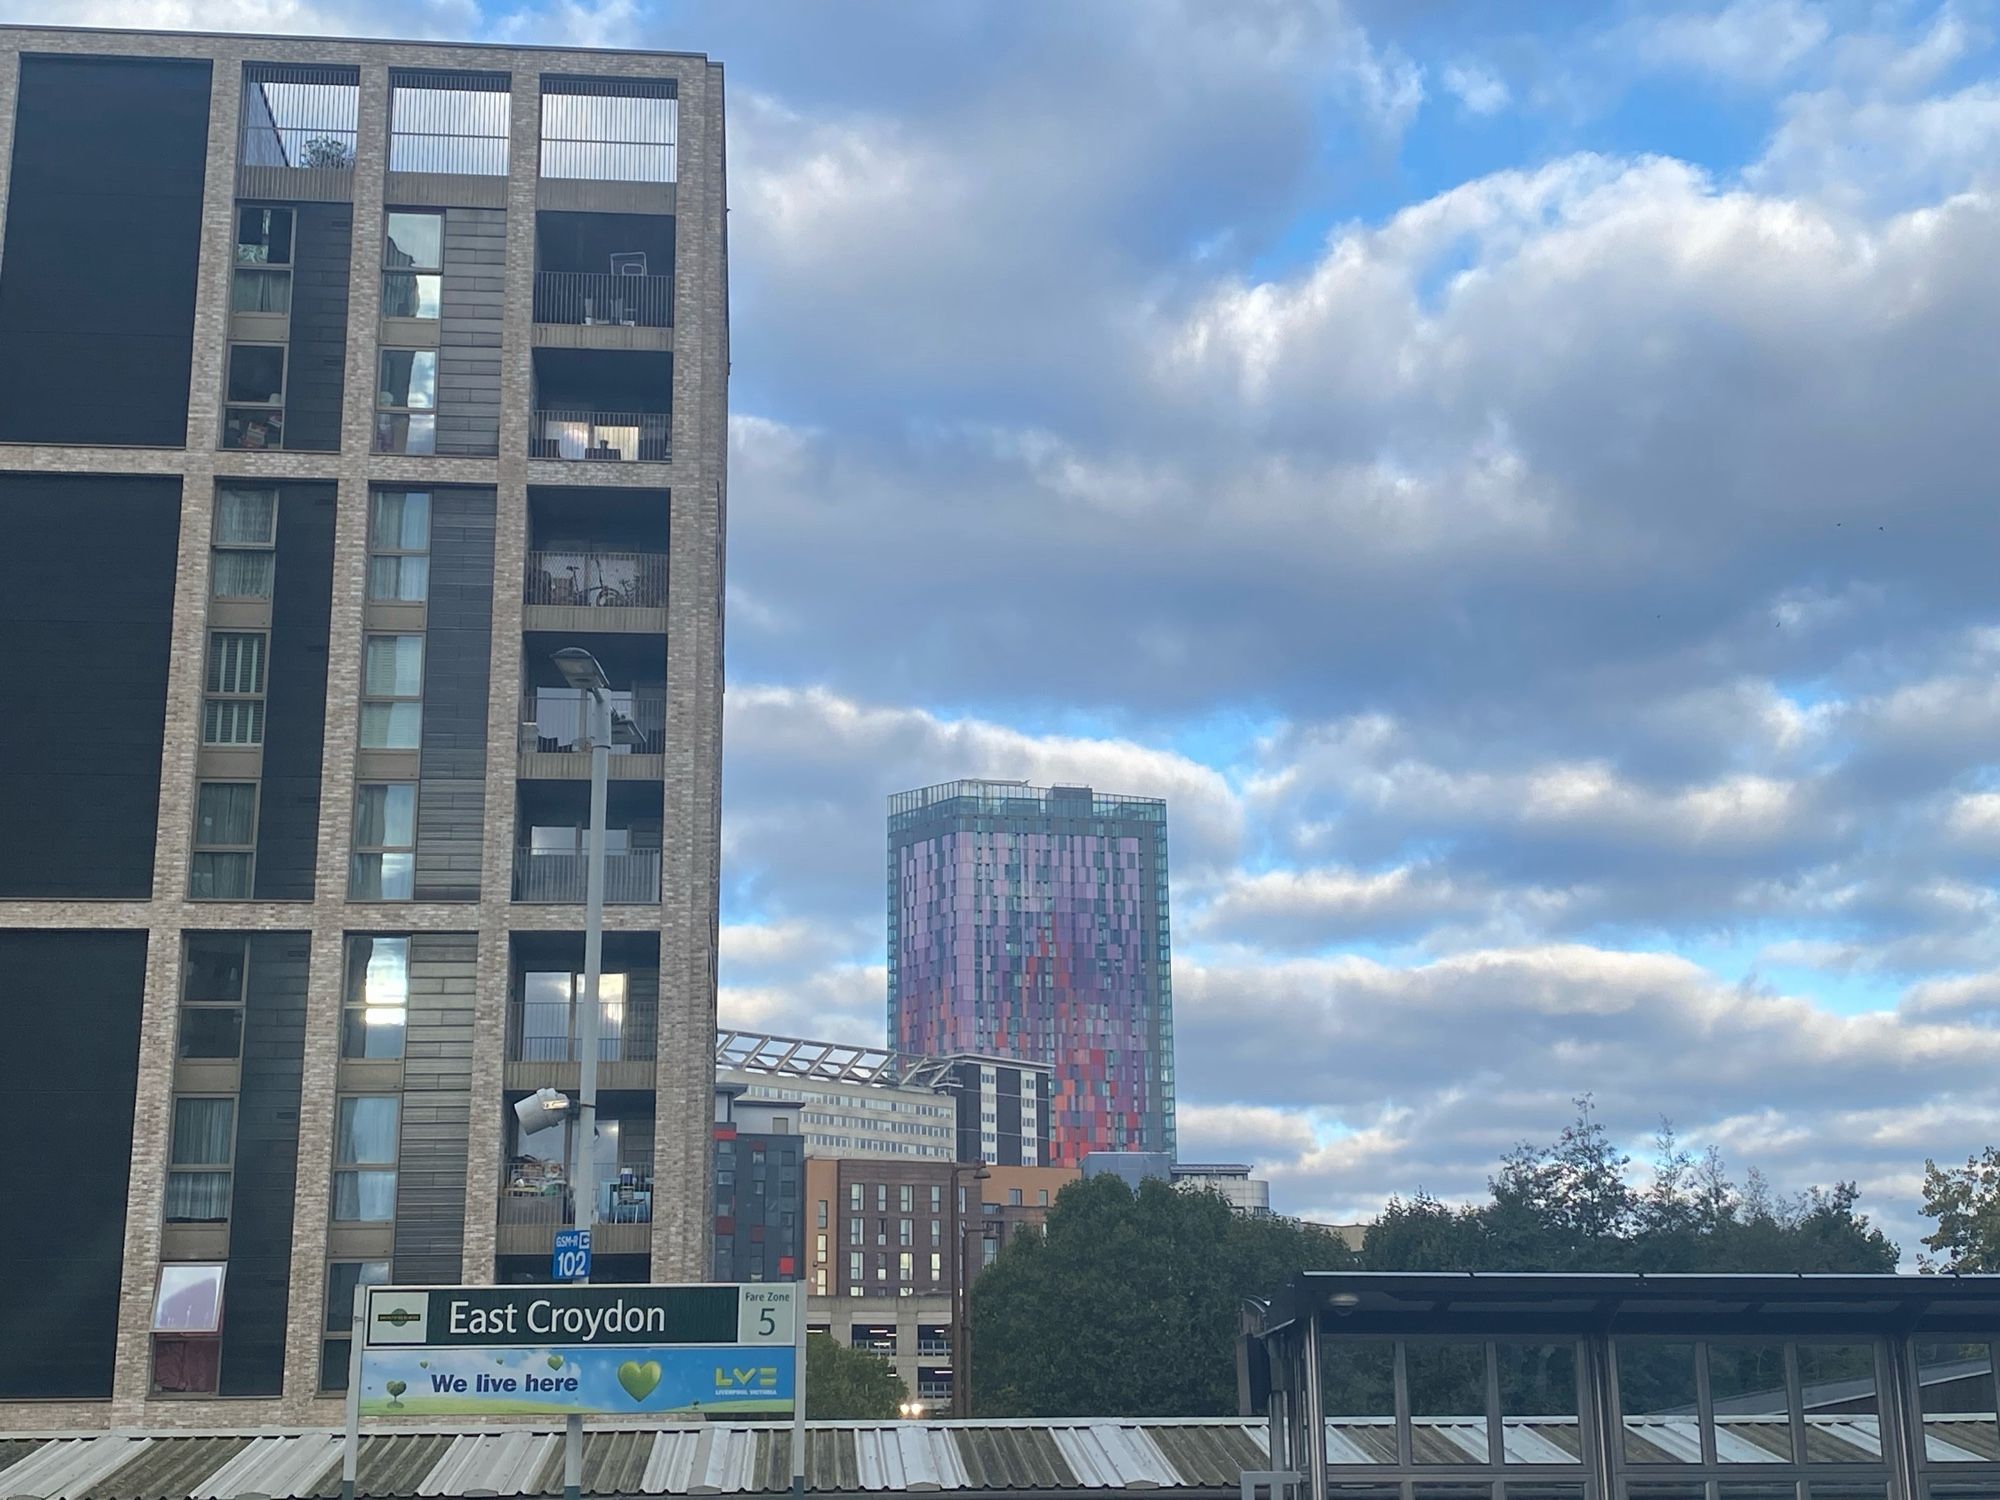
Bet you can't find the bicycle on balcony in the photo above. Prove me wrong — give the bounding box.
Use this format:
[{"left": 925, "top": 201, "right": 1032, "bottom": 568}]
[{"left": 556, "top": 559, "right": 631, "bottom": 609}]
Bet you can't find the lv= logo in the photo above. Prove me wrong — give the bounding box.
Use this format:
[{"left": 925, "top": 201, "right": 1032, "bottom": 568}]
[{"left": 714, "top": 1365, "right": 780, "bottom": 1390}]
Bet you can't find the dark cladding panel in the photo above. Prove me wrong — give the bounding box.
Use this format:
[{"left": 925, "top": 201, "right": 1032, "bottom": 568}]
[
  {"left": 0, "top": 474, "right": 179, "bottom": 898},
  {"left": 413, "top": 488, "right": 494, "bottom": 902},
  {"left": 436, "top": 209, "right": 505, "bottom": 456},
  {"left": 0, "top": 55, "right": 211, "bottom": 446},
  {"left": 392, "top": 932, "right": 477, "bottom": 1281},
  {"left": 283, "top": 203, "right": 353, "bottom": 452},
  {"left": 0, "top": 930, "right": 146, "bottom": 1398},
  {"left": 254, "top": 484, "right": 336, "bottom": 900},
  {"left": 996, "top": 1066, "right": 1022, "bottom": 1168},
  {"left": 219, "top": 933, "right": 309, "bottom": 1395}
]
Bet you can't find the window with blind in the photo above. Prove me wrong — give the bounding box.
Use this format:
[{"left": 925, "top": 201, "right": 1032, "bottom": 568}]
[
  {"left": 368, "top": 489, "right": 430, "bottom": 601},
  {"left": 360, "top": 635, "right": 423, "bottom": 748},
  {"left": 189, "top": 781, "right": 256, "bottom": 898},
  {"left": 211, "top": 487, "right": 277, "bottom": 599},
  {"left": 165, "top": 1096, "right": 235, "bottom": 1223},
  {"left": 333, "top": 1096, "right": 399, "bottom": 1221},
  {"left": 203, "top": 631, "right": 268, "bottom": 744}
]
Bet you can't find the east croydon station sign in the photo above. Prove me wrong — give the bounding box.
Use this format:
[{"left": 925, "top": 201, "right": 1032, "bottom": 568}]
[{"left": 356, "top": 1283, "right": 798, "bottom": 1418}]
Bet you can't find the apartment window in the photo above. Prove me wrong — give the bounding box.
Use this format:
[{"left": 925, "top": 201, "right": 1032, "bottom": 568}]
[
  {"left": 212, "top": 487, "right": 277, "bottom": 599},
  {"left": 223, "top": 343, "right": 285, "bottom": 450},
  {"left": 382, "top": 211, "right": 443, "bottom": 319},
  {"left": 233, "top": 205, "right": 294, "bottom": 313},
  {"left": 342, "top": 935, "right": 408, "bottom": 1059},
  {"left": 930, "top": 1218, "right": 941, "bottom": 1244},
  {"left": 930, "top": 1185, "right": 942, "bottom": 1212},
  {"left": 368, "top": 490, "right": 431, "bottom": 601},
  {"left": 152, "top": 1263, "right": 225, "bottom": 1395},
  {"left": 899, "top": 1251, "right": 914, "bottom": 1283},
  {"left": 373, "top": 350, "right": 437, "bottom": 454},
  {"left": 814, "top": 1269, "right": 828, "bottom": 1296},
  {"left": 848, "top": 1251, "right": 862, "bottom": 1287},
  {"left": 899, "top": 1184, "right": 914, "bottom": 1213},
  {"left": 876, "top": 1183, "right": 887, "bottom": 1212},
  {"left": 360, "top": 635, "right": 424, "bottom": 748},
  {"left": 815, "top": 1233, "right": 828, "bottom": 1259},
  {"left": 189, "top": 782, "right": 256, "bottom": 899},
  {"left": 848, "top": 1217, "right": 862, "bottom": 1246},
  {"left": 848, "top": 1183, "right": 862, "bottom": 1211},
  {"left": 350, "top": 784, "right": 416, "bottom": 900},
  {"left": 319, "top": 1259, "right": 389, "bottom": 1391},
  {"left": 1038, "top": 1188, "right": 1049, "bottom": 1206},
  {"left": 333, "top": 1097, "right": 399, "bottom": 1221},
  {"left": 165, "top": 1097, "right": 235, "bottom": 1223},
  {"left": 203, "top": 631, "right": 267, "bottom": 744},
  {"left": 180, "top": 935, "right": 246, "bottom": 1060},
  {"left": 1008, "top": 1187, "right": 1023, "bottom": 1207},
  {"left": 899, "top": 1218, "right": 913, "bottom": 1247},
  {"left": 816, "top": 1199, "right": 828, "bottom": 1229}
]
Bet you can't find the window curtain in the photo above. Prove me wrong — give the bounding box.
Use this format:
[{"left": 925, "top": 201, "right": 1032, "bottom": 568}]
[
  {"left": 216, "top": 488, "right": 276, "bottom": 545},
  {"left": 338, "top": 1097, "right": 400, "bottom": 1164},
  {"left": 197, "top": 784, "right": 256, "bottom": 845},
  {"left": 171, "top": 1098, "right": 234, "bottom": 1165}
]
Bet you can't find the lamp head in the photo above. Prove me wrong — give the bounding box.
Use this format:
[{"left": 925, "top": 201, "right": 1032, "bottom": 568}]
[
  {"left": 513, "top": 1086, "right": 572, "bottom": 1136},
  {"left": 551, "top": 647, "right": 611, "bottom": 694}
]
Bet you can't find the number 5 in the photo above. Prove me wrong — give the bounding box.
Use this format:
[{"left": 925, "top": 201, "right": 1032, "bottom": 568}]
[{"left": 758, "top": 1307, "right": 776, "bottom": 1336}]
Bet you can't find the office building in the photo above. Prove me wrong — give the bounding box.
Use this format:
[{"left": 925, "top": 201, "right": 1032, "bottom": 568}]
[
  {"left": 1083, "top": 1153, "right": 1272, "bottom": 1216},
  {"left": 716, "top": 1028, "right": 1055, "bottom": 1167},
  {"left": 888, "top": 780, "right": 1176, "bottom": 1165},
  {"left": 806, "top": 1293, "right": 956, "bottom": 1411},
  {"left": 0, "top": 26, "right": 727, "bottom": 1425}
]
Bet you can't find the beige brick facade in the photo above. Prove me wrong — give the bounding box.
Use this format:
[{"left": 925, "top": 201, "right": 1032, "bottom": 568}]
[{"left": 0, "top": 25, "right": 725, "bottom": 1430}]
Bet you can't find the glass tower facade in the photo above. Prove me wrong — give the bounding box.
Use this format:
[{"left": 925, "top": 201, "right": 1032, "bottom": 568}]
[{"left": 887, "top": 780, "right": 1175, "bottom": 1165}]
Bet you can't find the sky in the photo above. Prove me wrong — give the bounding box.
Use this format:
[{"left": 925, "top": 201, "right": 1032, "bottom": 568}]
[{"left": 17, "top": 0, "right": 2000, "bottom": 1256}]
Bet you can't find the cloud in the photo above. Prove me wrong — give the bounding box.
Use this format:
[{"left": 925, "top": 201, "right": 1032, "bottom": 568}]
[
  {"left": 1633, "top": 0, "right": 1830, "bottom": 84},
  {"left": 1441, "top": 60, "right": 1510, "bottom": 116}
]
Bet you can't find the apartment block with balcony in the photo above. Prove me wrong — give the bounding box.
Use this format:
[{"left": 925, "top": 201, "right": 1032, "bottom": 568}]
[{"left": 0, "top": 26, "right": 726, "bottom": 1430}]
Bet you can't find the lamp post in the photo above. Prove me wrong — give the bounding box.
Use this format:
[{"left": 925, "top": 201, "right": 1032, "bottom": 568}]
[
  {"left": 548, "top": 647, "right": 625, "bottom": 1500},
  {"left": 946, "top": 1161, "right": 990, "bottom": 1419}
]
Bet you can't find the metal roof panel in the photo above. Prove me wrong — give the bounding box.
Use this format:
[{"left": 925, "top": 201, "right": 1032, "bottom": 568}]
[{"left": 0, "top": 1436, "right": 152, "bottom": 1500}]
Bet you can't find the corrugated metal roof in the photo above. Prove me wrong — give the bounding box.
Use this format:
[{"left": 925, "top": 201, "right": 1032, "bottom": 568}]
[{"left": 0, "top": 1435, "right": 154, "bottom": 1500}]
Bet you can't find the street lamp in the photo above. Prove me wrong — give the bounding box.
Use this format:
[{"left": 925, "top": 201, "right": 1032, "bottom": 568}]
[
  {"left": 549, "top": 646, "right": 633, "bottom": 1500},
  {"left": 946, "top": 1161, "right": 990, "bottom": 1419}
]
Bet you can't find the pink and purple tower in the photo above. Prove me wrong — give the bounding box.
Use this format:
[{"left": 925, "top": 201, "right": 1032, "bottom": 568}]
[{"left": 887, "top": 779, "right": 1175, "bottom": 1167}]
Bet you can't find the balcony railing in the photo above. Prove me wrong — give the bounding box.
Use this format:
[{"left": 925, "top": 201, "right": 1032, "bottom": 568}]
[
  {"left": 525, "top": 549, "right": 668, "bottom": 610},
  {"left": 501, "top": 1159, "right": 655, "bottom": 1226},
  {"left": 513, "top": 847, "right": 661, "bottom": 904},
  {"left": 915, "top": 1340, "right": 951, "bottom": 1359},
  {"left": 520, "top": 687, "right": 667, "bottom": 756},
  {"left": 509, "top": 998, "right": 658, "bottom": 1064},
  {"left": 533, "top": 271, "right": 673, "bottom": 328},
  {"left": 530, "top": 411, "right": 670, "bottom": 463}
]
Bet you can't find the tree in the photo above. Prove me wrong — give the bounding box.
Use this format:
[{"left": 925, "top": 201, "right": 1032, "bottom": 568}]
[
  {"left": 1920, "top": 1147, "right": 2000, "bottom": 1271},
  {"left": 971, "top": 1174, "right": 1355, "bottom": 1417},
  {"left": 804, "top": 1332, "right": 907, "bottom": 1420}
]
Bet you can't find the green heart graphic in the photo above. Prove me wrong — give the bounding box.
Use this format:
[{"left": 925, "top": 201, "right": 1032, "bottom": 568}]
[
  {"left": 547, "top": 1355, "right": 564, "bottom": 1370},
  {"left": 419, "top": 1361, "right": 429, "bottom": 1369},
  {"left": 617, "top": 1359, "right": 662, "bottom": 1403},
  {"left": 385, "top": 1380, "right": 406, "bottom": 1396}
]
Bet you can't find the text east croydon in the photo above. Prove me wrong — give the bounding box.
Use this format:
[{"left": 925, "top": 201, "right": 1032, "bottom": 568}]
[{"left": 447, "top": 1298, "right": 686, "bottom": 1341}]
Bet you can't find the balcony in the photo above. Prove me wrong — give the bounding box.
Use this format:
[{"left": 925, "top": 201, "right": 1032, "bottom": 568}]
[
  {"left": 499, "top": 1157, "right": 654, "bottom": 1258},
  {"left": 518, "top": 686, "right": 666, "bottom": 780},
  {"left": 529, "top": 411, "right": 670, "bottom": 463},
  {"left": 524, "top": 548, "right": 668, "bottom": 635},
  {"left": 513, "top": 845, "right": 661, "bottom": 905},
  {"left": 534, "top": 272, "right": 673, "bottom": 330}
]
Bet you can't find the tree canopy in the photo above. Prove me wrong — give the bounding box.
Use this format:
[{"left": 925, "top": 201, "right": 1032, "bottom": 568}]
[
  {"left": 804, "top": 1332, "right": 907, "bottom": 1420},
  {"left": 971, "top": 1100, "right": 1899, "bottom": 1418},
  {"left": 1920, "top": 1147, "right": 2000, "bottom": 1271}
]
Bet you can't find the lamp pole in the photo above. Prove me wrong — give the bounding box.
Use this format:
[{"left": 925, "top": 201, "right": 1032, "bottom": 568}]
[
  {"left": 553, "top": 650, "right": 613, "bottom": 1500},
  {"left": 947, "top": 1162, "right": 990, "bottom": 1419}
]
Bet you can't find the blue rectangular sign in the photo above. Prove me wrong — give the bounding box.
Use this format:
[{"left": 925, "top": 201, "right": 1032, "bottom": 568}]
[
  {"left": 358, "top": 1341, "right": 795, "bottom": 1417},
  {"left": 552, "top": 1228, "right": 591, "bottom": 1281}
]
